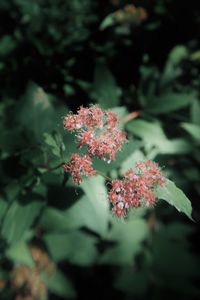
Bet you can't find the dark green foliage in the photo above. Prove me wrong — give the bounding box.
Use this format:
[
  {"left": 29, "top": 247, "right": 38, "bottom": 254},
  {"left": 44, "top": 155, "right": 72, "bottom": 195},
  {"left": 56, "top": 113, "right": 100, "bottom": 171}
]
[{"left": 0, "top": 0, "right": 200, "bottom": 300}]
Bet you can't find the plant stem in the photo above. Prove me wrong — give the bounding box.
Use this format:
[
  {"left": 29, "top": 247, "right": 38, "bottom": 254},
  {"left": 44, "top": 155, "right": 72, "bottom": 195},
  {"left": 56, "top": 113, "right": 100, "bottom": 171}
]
[{"left": 96, "top": 170, "right": 112, "bottom": 181}]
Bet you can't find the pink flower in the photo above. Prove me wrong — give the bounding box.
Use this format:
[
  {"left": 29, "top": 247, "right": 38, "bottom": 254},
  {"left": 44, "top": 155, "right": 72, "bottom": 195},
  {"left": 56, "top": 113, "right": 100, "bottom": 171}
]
[
  {"left": 63, "top": 114, "right": 82, "bottom": 132},
  {"left": 105, "top": 111, "right": 118, "bottom": 128},
  {"left": 63, "top": 105, "right": 127, "bottom": 163},
  {"left": 63, "top": 106, "right": 165, "bottom": 218},
  {"left": 78, "top": 105, "right": 104, "bottom": 129},
  {"left": 63, "top": 154, "right": 96, "bottom": 185},
  {"left": 112, "top": 206, "right": 126, "bottom": 218},
  {"left": 87, "top": 127, "right": 127, "bottom": 162},
  {"left": 63, "top": 105, "right": 104, "bottom": 132},
  {"left": 108, "top": 160, "right": 165, "bottom": 218},
  {"left": 77, "top": 129, "right": 95, "bottom": 148}
]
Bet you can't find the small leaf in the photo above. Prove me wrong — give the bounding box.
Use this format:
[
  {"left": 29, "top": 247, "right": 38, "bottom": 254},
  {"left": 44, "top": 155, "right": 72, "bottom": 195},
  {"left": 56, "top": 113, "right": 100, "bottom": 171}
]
[
  {"left": 0, "top": 35, "right": 17, "bottom": 55},
  {"left": 181, "top": 123, "right": 200, "bottom": 142},
  {"left": 92, "top": 62, "right": 121, "bottom": 108},
  {"left": 42, "top": 270, "right": 75, "bottom": 298},
  {"left": 100, "top": 14, "right": 115, "bottom": 30},
  {"left": 156, "top": 179, "right": 192, "bottom": 220},
  {"left": 43, "top": 133, "right": 60, "bottom": 157},
  {"left": 190, "top": 99, "right": 200, "bottom": 125},
  {"left": 6, "top": 241, "right": 34, "bottom": 267},
  {"left": 167, "top": 46, "right": 188, "bottom": 66},
  {"left": 17, "top": 82, "right": 56, "bottom": 141}
]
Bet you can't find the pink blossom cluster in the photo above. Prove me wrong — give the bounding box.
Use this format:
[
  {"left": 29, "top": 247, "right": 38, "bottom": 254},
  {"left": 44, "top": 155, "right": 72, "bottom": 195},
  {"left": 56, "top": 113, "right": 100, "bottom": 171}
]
[
  {"left": 63, "top": 105, "right": 127, "bottom": 184},
  {"left": 63, "top": 154, "right": 96, "bottom": 185},
  {"left": 108, "top": 160, "right": 165, "bottom": 218},
  {"left": 63, "top": 105, "right": 127, "bottom": 162}
]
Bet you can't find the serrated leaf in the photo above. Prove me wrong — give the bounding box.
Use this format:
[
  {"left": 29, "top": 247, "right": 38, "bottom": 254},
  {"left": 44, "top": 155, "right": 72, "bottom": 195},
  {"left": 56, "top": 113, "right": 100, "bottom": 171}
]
[{"left": 156, "top": 179, "right": 192, "bottom": 219}]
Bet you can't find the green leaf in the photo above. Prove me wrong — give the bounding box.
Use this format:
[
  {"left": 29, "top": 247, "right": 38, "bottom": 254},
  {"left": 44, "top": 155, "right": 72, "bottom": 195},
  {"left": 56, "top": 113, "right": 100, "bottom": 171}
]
[
  {"left": 114, "top": 268, "right": 148, "bottom": 296},
  {"left": 127, "top": 120, "right": 166, "bottom": 144},
  {"left": 167, "top": 46, "right": 188, "bottom": 66},
  {"left": 159, "top": 138, "right": 192, "bottom": 154},
  {"left": 18, "top": 82, "right": 56, "bottom": 141},
  {"left": 190, "top": 99, "right": 200, "bottom": 125},
  {"left": 0, "top": 35, "right": 17, "bottom": 56},
  {"left": 156, "top": 179, "right": 192, "bottom": 219},
  {"left": 152, "top": 223, "right": 199, "bottom": 279},
  {"left": 146, "top": 93, "right": 194, "bottom": 114},
  {"left": 100, "top": 14, "right": 115, "bottom": 30},
  {"left": 92, "top": 62, "right": 121, "bottom": 108},
  {"left": 6, "top": 241, "right": 34, "bottom": 267},
  {"left": 0, "top": 200, "right": 8, "bottom": 222},
  {"left": 126, "top": 120, "right": 192, "bottom": 155},
  {"left": 63, "top": 84, "right": 75, "bottom": 96},
  {"left": 43, "top": 132, "right": 64, "bottom": 157},
  {"left": 42, "top": 270, "right": 75, "bottom": 298},
  {"left": 120, "top": 150, "right": 145, "bottom": 174},
  {"left": 81, "top": 176, "right": 110, "bottom": 236},
  {"left": 100, "top": 219, "right": 148, "bottom": 265},
  {"left": 190, "top": 50, "right": 200, "bottom": 61},
  {"left": 44, "top": 231, "right": 97, "bottom": 266},
  {"left": 41, "top": 194, "right": 109, "bottom": 235},
  {"left": 1, "top": 201, "right": 43, "bottom": 245},
  {"left": 181, "top": 123, "right": 200, "bottom": 142}
]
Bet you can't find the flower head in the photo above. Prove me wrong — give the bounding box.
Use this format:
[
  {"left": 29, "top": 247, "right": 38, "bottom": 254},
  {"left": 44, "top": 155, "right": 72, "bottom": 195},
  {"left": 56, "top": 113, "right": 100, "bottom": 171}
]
[
  {"left": 109, "top": 160, "right": 165, "bottom": 218},
  {"left": 63, "top": 105, "right": 127, "bottom": 163},
  {"left": 63, "top": 154, "right": 96, "bottom": 185}
]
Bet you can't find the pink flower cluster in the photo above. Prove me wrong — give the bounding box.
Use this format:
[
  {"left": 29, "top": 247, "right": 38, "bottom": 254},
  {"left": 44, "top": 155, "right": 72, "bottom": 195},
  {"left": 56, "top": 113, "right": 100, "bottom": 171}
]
[
  {"left": 108, "top": 160, "right": 165, "bottom": 218},
  {"left": 63, "top": 105, "right": 127, "bottom": 184},
  {"left": 62, "top": 106, "right": 165, "bottom": 218},
  {"left": 63, "top": 154, "right": 96, "bottom": 185}
]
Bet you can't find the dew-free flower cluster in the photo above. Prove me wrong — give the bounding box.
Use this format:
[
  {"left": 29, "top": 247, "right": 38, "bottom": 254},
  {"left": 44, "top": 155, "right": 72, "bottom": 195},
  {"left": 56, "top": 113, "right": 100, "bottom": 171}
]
[
  {"left": 63, "top": 105, "right": 127, "bottom": 184},
  {"left": 63, "top": 105, "right": 165, "bottom": 218},
  {"left": 109, "top": 160, "right": 165, "bottom": 217}
]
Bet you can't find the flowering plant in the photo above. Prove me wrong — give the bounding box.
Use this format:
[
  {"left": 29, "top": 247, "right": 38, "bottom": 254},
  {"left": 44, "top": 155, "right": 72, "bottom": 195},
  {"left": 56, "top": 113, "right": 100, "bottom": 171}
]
[{"left": 62, "top": 105, "right": 166, "bottom": 218}]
